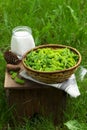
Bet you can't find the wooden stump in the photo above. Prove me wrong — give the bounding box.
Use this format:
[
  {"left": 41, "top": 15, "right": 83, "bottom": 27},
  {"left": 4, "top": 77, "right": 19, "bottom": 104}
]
[{"left": 4, "top": 67, "right": 67, "bottom": 126}]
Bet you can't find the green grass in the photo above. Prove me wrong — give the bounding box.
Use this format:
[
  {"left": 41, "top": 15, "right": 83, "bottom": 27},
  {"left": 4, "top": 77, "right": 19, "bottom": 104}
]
[{"left": 0, "top": 0, "right": 87, "bottom": 129}]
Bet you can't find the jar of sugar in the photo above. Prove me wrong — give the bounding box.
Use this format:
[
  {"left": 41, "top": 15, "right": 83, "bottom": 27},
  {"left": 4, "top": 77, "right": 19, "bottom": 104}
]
[{"left": 11, "top": 26, "right": 35, "bottom": 59}]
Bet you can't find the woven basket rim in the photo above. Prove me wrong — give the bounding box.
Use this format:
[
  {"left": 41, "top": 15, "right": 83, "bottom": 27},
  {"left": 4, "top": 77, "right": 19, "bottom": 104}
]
[{"left": 22, "top": 44, "right": 81, "bottom": 74}]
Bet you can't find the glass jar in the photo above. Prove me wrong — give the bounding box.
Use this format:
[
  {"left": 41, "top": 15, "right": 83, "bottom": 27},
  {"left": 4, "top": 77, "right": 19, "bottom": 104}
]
[{"left": 11, "top": 26, "right": 35, "bottom": 59}]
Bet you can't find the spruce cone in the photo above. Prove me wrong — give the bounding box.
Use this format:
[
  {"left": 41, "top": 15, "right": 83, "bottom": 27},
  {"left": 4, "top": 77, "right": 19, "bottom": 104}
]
[{"left": 4, "top": 50, "right": 21, "bottom": 65}]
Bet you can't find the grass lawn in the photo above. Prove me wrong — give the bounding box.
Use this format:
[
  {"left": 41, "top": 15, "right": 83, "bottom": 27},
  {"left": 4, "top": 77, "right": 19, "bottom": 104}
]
[{"left": 0, "top": 0, "right": 87, "bottom": 129}]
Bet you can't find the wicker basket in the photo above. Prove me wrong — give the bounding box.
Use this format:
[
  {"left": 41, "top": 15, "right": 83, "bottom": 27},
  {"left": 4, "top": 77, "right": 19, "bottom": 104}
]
[{"left": 22, "top": 44, "right": 81, "bottom": 83}]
